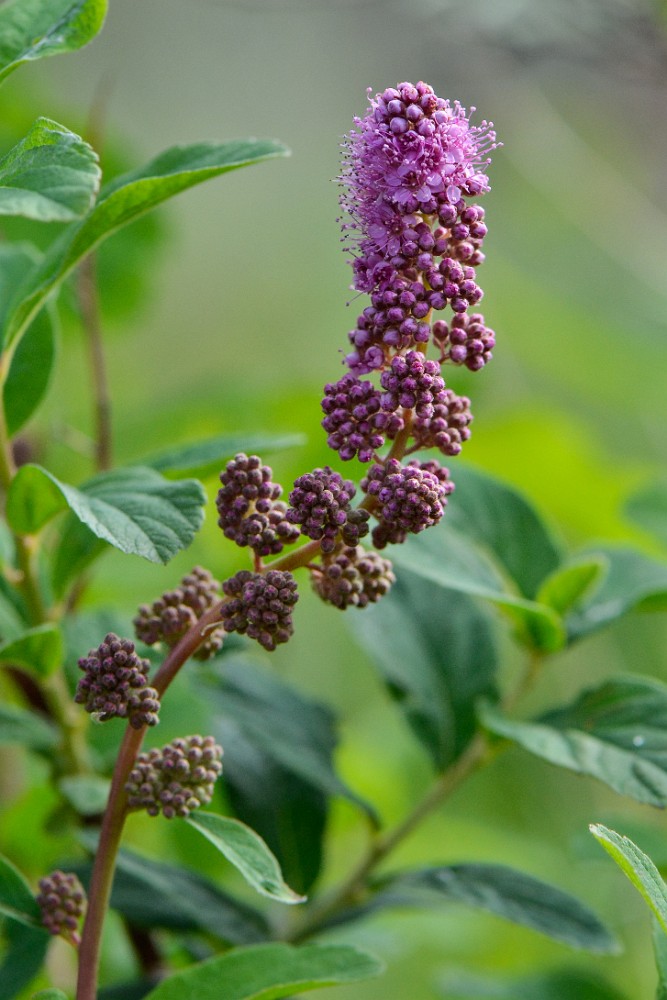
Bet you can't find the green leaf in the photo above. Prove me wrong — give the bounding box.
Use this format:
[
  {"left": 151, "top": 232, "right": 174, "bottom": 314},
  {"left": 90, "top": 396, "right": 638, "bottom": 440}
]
[
  {"left": 0, "top": 854, "right": 42, "bottom": 928},
  {"left": 73, "top": 838, "right": 268, "bottom": 943},
  {"left": 446, "top": 465, "right": 563, "bottom": 599},
  {"left": 3, "top": 298, "right": 57, "bottom": 435},
  {"left": 653, "top": 917, "right": 667, "bottom": 1000},
  {"left": 347, "top": 569, "right": 497, "bottom": 769},
  {"left": 590, "top": 824, "right": 667, "bottom": 934},
  {"left": 0, "top": 0, "right": 107, "bottom": 84},
  {"left": 537, "top": 556, "right": 608, "bottom": 615},
  {"left": 479, "top": 676, "right": 667, "bottom": 807},
  {"left": 58, "top": 775, "right": 110, "bottom": 815},
  {"left": 145, "top": 432, "right": 306, "bottom": 480},
  {"left": 0, "top": 624, "right": 63, "bottom": 678},
  {"left": 50, "top": 515, "right": 106, "bottom": 599},
  {"left": 0, "top": 921, "right": 49, "bottom": 1000},
  {"left": 6, "top": 465, "right": 205, "bottom": 564},
  {"left": 625, "top": 479, "right": 667, "bottom": 550},
  {"left": 0, "top": 704, "right": 58, "bottom": 751},
  {"left": 2, "top": 139, "right": 289, "bottom": 349},
  {"left": 391, "top": 527, "right": 565, "bottom": 653},
  {"left": 365, "top": 864, "right": 618, "bottom": 953},
  {"left": 439, "top": 968, "right": 628, "bottom": 1000},
  {"left": 566, "top": 547, "right": 667, "bottom": 642},
  {"left": 32, "top": 991, "right": 69, "bottom": 1000},
  {"left": 142, "top": 942, "right": 384, "bottom": 1000},
  {"left": 186, "top": 812, "right": 305, "bottom": 905},
  {"left": 0, "top": 118, "right": 100, "bottom": 221}
]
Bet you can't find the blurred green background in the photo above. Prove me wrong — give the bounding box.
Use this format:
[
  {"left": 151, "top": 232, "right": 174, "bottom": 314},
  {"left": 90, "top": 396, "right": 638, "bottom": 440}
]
[{"left": 1, "top": 0, "right": 667, "bottom": 995}]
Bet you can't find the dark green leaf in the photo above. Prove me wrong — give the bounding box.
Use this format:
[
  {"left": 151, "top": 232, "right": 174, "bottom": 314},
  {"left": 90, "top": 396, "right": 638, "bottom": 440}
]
[
  {"left": 0, "top": 921, "right": 49, "bottom": 1000},
  {"left": 145, "top": 432, "right": 306, "bottom": 480},
  {"left": 6, "top": 465, "right": 205, "bottom": 564},
  {"left": 480, "top": 676, "right": 667, "bottom": 807},
  {"left": 391, "top": 527, "right": 565, "bottom": 653},
  {"left": 566, "top": 547, "right": 667, "bottom": 642},
  {"left": 590, "top": 824, "right": 667, "bottom": 934},
  {"left": 0, "top": 854, "right": 42, "bottom": 927},
  {"left": 0, "top": 243, "right": 40, "bottom": 335},
  {"left": 0, "top": 118, "right": 100, "bottom": 221},
  {"left": 50, "top": 515, "right": 106, "bottom": 599},
  {"left": 0, "top": 0, "right": 107, "bottom": 84},
  {"left": 347, "top": 569, "right": 497, "bottom": 769},
  {"left": 366, "top": 864, "right": 618, "bottom": 953},
  {"left": 445, "top": 465, "right": 563, "bottom": 599},
  {"left": 73, "top": 838, "right": 268, "bottom": 943},
  {"left": 0, "top": 624, "right": 63, "bottom": 678},
  {"left": 625, "top": 479, "right": 667, "bottom": 549},
  {"left": 536, "top": 556, "right": 608, "bottom": 615},
  {"left": 439, "top": 968, "right": 628, "bottom": 1000},
  {"left": 0, "top": 704, "right": 58, "bottom": 751},
  {"left": 653, "top": 917, "right": 667, "bottom": 1000},
  {"left": 2, "top": 139, "right": 289, "bottom": 349},
  {"left": 186, "top": 812, "right": 305, "bottom": 905},
  {"left": 3, "top": 300, "right": 57, "bottom": 436},
  {"left": 142, "top": 942, "right": 384, "bottom": 1000},
  {"left": 98, "top": 983, "right": 154, "bottom": 1000},
  {"left": 58, "top": 775, "right": 110, "bottom": 815}
]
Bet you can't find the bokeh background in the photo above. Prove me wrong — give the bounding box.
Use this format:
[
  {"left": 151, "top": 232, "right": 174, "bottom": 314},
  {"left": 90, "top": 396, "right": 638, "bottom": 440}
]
[{"left": 1, "top": 0, "right": 667, "bottom": 995}]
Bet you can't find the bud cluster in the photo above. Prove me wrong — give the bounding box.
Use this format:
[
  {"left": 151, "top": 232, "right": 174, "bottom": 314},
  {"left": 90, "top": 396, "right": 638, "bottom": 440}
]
[
  {"left": 75, "top": 633, "right": 160, "bottom": 729},
  {"left": 216, "top": 453, "right": 299, "bottom": 556},
  {"left": 36, "top": 870, "right": 86, "bottom": 946},
  {"left": 286, "top": 467, "right": 369, "bottom": 553},
  {"left": 125, "top": 735, "right": 223, "bottom": 819},
  {"left": 312, "top": 545, "right": 395, "bottom": 610},
  {"left": 134, "top": 566, "right": 224, "bottom": 660},
  {"left": 221, "top": 569, "right": 299, "bottom": 651}
]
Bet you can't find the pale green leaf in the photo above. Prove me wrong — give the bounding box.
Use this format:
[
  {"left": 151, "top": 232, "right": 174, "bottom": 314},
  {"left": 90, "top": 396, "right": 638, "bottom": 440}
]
[
  {"left": 58, "top": 775, "right": 110, "bottom": 815},
  {"left": 0, "top": 0, "right": 107, "bottom": 84},
  {"left": 590, "top": 824, "right": 667, "bottom": 935},
  {"left": 0, "top": 624, "right": 63, "bottom": 678},
  {"left": 537, "top": 556, "right": 608, "bottom": 615},
  {"left": 186, "top": 812, "right": 305, "bottom": 905},
  {"left": 145, "top": 432, "right": 306, "bottom": 479},
  {"left": 143, "top": 942, "right": 384, "bottom": 1000},
  {"left": 0, "top": 118, "right": 100, "bottom": 221},
  {"left": 625, "top": 479, "right": 667, "bottom": 550},
  {"left": 32, "top": 991, "right": 69, "bottom": 1000},
  {"left": 6, "top": 464, "right": 205, "bottom": 563}
]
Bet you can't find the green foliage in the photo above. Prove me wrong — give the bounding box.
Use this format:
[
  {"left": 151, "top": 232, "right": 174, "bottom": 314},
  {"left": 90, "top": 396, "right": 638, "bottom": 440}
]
[
  {"left": 0, "top": 624, "right": 63, "bottom": 678},
  {"left": 0, "top": 854, "right": 42, "bottom": 927},
  {"left": 439, "top": 968, "right": 628, "bottom": 999},
  {"left": 186, "top": 812, "right": 306, "bottom": 905},
  {"left": 3, "top": 297, "right": 57, "bottom": 435},
  {"left": 6, "top": 464, "right": 206, "bottom": 563},
  {"left": 141, "top": 943, "right": 384, "bottom": 1000},
  {"left": 0, "top": 0, "right": 107, "bottom": 84},
  {"left": 0, "top": 704, "right": 58, "bottom": 751},
  {"left": 625, "top": 480, "right": 667, "bottom": 550},
  {"left": 0, "top": 118, "right": 99, "bottom": 221},
  {"left": 145, "top": 432, "right": 307, "bottom": 480},
  {"left": 590, "top": 825, "right": 667, "bottom": 935}
]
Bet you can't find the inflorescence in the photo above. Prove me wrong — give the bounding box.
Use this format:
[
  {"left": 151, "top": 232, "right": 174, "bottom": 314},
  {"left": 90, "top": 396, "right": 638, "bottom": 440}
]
[
  {"left": 125, "top": 735, "right": 223, "bottom": 819},
  {"left": 134, "top": 566, "right": 225, "bottom": 660},
  {"left": 75, "top": 634, "right": 160, "bottom": 729},
  {"left": 36, "top": 870, "right": 86, "bottom": 947}
]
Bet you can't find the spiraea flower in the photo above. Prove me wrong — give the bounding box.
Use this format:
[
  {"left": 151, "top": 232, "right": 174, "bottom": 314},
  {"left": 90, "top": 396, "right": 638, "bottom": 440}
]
[
  {"left": 216, "top": 453, "right": 299, "bottom": 557},
  {"left": 221, "top": 569, "right": 299, "bottom": 651},
  {"left": 125, "top": 735, "right": 223, "bottom": 819},
  {"left": 134, "top": 566, "right": 224, "bottom": 660},
  {"left": 36, "top": 870, "right": 86, "bottom": 947},
  {"left": 75, "top": 633, "right": 160, "bottom": 729}
]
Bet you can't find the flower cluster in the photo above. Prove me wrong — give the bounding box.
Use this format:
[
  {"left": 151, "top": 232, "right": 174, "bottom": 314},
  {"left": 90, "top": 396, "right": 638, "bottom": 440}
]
[
  {"left": 36, "top": 870, "right": 86, "bottom": 946},
  {"left": 286, "top": 467, "right": 369, "bottom": 553},
  {"left": 134, "top": 566, "right": 225, "bottom": 660},
  {"left": 75, "top": 634, "right": 160, "bottom": 729},
  {"left": 125, "top": 735, "right": 223, "bottom": 819},
  {"left": 221, "top": 569, "right": 299, "bottom": 651},
  {"left": 216, "top": 453, "right": 299, "bottom": 557},
  {"left": 312, "top": 545, "right": 395, "bottom": 610}
]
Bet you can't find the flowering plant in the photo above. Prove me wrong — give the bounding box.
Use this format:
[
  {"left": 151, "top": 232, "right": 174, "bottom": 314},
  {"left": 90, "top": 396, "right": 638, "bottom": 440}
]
[{"left": 1, "top": 3, "right": 667, "bottom": 999}]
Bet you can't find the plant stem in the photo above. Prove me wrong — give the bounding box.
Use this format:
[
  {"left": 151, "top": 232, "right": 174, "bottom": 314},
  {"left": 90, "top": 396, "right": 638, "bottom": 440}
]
[{"left": 78, "top": 252, "right": 113, "bottom": 471}]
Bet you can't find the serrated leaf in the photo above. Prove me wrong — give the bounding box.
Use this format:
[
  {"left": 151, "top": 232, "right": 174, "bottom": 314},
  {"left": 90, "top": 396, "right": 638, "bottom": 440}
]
[
  {"left": 73, "top": 836, "right": 268, "bottom": 943},
  {"left": 0, "top": 624, "right": 63, "bottom": 678},
  {"left": 6, "top": 464, "right": 205, "bottom": 564},
  {"left": 0, "top": 0, "right": 107, "bottom": 84},
  {"left": 392, "top": 527, "right": 565, "bottom": 653},
  {"left": 0, "top": 704, "right": 58, "bottom": 751},
  {"left": 446, "top": 465, "right": 563, "bottom": 599},
  {"left": 0, "top": 921, "right": 49, "bottom": 1000},
  {"left": 0, "top": 118, "right": 100, "bottom": 221},
  {"left": 590, "top": 824, "right": 667, "bottom": 934},
  {"left": 0, "top": 854, "right": 42, "bottom": 928},
  {"left": 537, "top": 556, "right": 608, "bottom": 615},
  {"left": 347, "top": 569, "right": 497, "bottom": 769},
  {"left": 58, "top": 775, "right": 110, "bottom": 815},
  {"left": 365, "top": 864, "right": 618, "bottom": 953},
  {"left": 479, "top": 677, "right": 667, "bottom": 807},
  {"left": 2, "top": 138, "right": 289, "bottom": 349},
  {"left": 144, "top": 432, "right": 306, "bottom": 480},
  {"left": 186, "top": 812, "right": 305, "bottom": 905},
  {"left": 142, "top": 942, "right": 384, "bottom": 1000},
  {"left": 566, "top": 547, "right": 667, "bottom": 642},
  {"left": 4, "top": 299, "right": 57, "bottom": 435}
]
